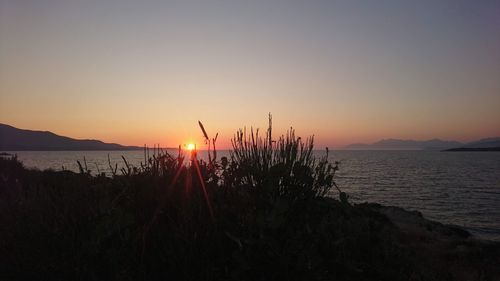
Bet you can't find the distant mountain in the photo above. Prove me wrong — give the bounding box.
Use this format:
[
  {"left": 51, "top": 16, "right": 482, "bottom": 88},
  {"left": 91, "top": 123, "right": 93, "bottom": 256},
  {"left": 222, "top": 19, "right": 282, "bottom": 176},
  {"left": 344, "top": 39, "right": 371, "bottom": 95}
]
[
  {"left": 444, "top": 137, "right": 500, "bottom": 152},
  {"left": 345, "top": 138, "right": 463, "bottom": 150},
  {"left": 0, "top": 123, "right": 143, "bottom": 151},
  {"left": 460, "top": 137, "right": 500, "bottom": 149}
]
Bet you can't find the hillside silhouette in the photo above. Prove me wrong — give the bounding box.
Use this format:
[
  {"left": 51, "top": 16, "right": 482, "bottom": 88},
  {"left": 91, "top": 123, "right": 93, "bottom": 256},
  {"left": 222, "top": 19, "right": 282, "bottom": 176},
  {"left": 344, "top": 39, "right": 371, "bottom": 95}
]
[
  {"left": 345, "top": 138, "right": 463, "bottom": 150},
  {"left": 0, "top": 123, "right": 142, "bottom": 151}
]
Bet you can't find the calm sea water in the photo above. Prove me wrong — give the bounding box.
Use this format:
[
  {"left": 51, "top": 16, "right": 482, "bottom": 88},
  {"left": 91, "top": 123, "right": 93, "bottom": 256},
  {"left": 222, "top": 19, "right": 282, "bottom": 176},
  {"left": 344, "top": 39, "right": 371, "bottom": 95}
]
[{"left": 7, "top": 150, "right": 500, "bottom": 241}]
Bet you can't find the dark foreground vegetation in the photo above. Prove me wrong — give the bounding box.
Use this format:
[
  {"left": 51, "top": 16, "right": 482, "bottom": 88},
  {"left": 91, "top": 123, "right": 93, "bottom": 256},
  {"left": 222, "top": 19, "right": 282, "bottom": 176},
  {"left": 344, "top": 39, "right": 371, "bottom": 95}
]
[{"left": 1, "top": 119, "right": 499, "bottom": 281}]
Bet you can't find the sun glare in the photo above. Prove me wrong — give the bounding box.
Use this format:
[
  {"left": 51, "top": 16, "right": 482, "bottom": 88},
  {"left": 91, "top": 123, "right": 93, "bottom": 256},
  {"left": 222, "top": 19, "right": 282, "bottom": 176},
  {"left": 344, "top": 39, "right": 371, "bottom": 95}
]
[{"left": 186, "top": 143, "right": 196, "bottom": 151}]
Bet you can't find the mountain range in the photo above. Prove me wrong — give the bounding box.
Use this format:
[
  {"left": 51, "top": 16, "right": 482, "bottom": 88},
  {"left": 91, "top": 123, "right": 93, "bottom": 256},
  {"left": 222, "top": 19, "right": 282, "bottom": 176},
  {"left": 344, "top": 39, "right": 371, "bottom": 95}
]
[
  {"left": 0, "top": 123, "right": 142, "bottom": 151},
  {"left": 1, "top": 123, "right": 499, "bottom": 151},
  {"left": 444, "top": 137, "right": 500, "bottom": 151},
  {"left": 344, "top": 138, "right": 463, "bottom": 150},
  {"left": 345, "top": 137, "right": 500, "bottom": 151}
]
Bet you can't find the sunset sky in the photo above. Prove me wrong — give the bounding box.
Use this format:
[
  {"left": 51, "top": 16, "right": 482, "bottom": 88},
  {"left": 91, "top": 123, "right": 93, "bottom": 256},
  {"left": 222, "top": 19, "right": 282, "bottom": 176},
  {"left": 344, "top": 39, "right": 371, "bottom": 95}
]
[{"left": 1, "top": 0, "right": 499, "bottom": 149}]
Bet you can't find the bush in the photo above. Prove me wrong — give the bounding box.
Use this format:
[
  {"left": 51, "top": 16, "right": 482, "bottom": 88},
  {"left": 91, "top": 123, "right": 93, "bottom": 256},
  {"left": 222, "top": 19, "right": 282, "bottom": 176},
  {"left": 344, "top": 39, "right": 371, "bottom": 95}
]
[{"left": 0, "top": 118, "right": 439, "bottom": 281}]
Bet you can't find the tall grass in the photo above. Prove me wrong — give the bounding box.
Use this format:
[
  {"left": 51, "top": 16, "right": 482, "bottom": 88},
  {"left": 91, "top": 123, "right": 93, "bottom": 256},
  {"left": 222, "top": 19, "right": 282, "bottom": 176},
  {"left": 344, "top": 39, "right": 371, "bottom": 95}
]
[
  {"left": 0, "top": 118, "right": 435, "bottom": 281},
  {"left": 228, "top": 114, "right": 339, "bottom": 202}
]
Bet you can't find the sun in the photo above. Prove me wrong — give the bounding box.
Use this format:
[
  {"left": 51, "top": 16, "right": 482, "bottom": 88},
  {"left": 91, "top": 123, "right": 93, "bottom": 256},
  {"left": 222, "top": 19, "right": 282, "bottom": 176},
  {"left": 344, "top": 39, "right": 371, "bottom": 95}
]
[{"left": 186, "top": 143, "right": 196, "bottom": 151}]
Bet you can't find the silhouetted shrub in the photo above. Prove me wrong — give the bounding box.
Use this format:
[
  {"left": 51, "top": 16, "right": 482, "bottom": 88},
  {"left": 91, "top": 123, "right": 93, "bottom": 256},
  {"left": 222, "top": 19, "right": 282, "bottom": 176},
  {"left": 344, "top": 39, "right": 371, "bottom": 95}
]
[{"left": 0, "top": 119, "right": 449, "bottom": 281}]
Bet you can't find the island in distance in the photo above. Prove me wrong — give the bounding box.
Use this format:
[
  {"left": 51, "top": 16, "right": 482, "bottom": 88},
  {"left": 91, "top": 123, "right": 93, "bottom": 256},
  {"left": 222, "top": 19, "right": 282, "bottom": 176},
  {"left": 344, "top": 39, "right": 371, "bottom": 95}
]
[
  {"left": 0, "top": 123, "right": 144, "bottom": 151},
  {"left": 345, "top": 137, "right": 500, "bottom": 151},
  {"left": 344, "top": 138, "right": 463, "bottom": 150},
  {"left": 444, "top": 137, "right": 500, "bottom": 152}
]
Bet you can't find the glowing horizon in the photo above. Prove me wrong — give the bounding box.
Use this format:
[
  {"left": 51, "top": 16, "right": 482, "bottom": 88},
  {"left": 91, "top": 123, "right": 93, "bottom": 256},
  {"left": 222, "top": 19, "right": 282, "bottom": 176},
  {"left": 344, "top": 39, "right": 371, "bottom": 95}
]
[{"left": 1, "top": 0, "right": 499, "bottom": 149}]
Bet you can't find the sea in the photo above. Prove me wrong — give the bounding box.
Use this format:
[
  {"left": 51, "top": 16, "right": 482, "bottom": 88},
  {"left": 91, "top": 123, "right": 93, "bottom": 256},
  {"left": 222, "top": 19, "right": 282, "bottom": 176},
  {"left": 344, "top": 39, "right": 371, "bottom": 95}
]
[{"left": 6, "top": 150, "right": 500, "bottom": 241}]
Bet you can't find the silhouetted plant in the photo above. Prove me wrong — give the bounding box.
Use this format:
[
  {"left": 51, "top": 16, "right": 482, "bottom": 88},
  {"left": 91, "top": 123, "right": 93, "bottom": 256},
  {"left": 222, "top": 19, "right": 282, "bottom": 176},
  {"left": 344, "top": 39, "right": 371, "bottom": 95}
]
[
  {"left": 227, "top": 114, "right": 339, "bottom": 203},
  {"left": 0, "top": 117, "right": 450, "bottom": 281}
]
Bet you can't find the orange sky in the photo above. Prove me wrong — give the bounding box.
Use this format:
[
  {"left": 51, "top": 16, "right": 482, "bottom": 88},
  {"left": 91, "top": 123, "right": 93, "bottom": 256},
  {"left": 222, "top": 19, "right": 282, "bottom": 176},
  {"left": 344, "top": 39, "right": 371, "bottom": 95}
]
[{"left": 1, "top": 1, "right": 499, "bottom": 149}]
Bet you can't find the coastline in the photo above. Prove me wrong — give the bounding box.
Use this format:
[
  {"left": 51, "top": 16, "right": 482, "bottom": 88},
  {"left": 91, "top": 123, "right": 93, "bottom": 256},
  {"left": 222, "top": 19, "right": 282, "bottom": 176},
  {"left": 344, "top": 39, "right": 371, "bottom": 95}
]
[{"left": 363, "top": 203, "right": 500, "bottom": 280}]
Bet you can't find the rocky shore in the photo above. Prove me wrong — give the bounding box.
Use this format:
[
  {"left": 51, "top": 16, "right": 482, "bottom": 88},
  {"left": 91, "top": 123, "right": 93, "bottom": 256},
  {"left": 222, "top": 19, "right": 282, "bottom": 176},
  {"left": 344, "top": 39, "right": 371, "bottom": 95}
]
[{"left": 364, "top": 203, "right": 500, "bottom": 280}]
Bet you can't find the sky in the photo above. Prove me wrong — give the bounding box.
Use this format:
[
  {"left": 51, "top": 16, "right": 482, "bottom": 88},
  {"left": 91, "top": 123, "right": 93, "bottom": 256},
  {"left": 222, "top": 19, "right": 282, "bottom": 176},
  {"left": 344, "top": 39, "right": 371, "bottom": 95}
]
[{"left": 1, "top": 0, "right": 499, "bottom": 149}]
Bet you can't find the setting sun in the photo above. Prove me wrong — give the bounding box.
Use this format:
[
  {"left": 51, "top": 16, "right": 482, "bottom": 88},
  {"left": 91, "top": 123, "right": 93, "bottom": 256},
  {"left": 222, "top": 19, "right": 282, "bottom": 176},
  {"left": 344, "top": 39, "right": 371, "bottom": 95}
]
[{"left": 186, "top": 143, "right": 196, "bottom": 151}]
